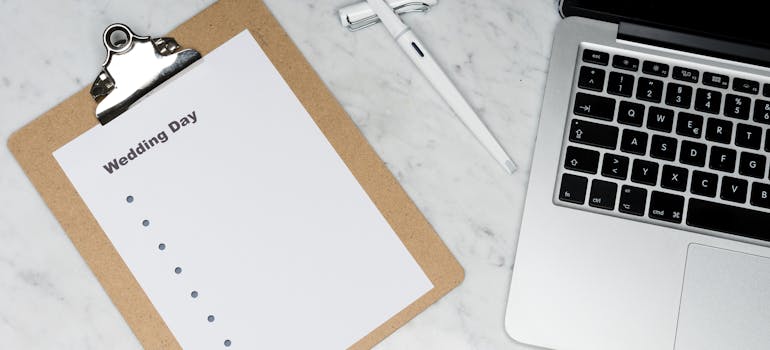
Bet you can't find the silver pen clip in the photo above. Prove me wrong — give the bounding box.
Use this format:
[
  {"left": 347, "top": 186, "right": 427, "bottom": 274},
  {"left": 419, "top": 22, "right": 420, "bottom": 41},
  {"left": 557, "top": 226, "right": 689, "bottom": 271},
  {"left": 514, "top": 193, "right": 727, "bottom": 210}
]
[
  {"left": 90, "top": 24, "right": 201, "bottom": 125},
  {"left": 339, "top": 0, "right": 438, "bottom": 31}
]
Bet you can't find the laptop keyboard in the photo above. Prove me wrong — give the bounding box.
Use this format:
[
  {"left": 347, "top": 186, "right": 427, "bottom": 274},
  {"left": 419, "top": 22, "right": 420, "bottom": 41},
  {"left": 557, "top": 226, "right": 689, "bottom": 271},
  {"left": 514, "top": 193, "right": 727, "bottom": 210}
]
[{"left": 556, "top": 45, "right": 770, "bottom": 242}]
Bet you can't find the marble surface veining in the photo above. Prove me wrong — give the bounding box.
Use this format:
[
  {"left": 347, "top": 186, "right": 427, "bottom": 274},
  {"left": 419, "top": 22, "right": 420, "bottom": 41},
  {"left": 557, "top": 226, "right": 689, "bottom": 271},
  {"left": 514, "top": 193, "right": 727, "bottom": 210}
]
[{"left": 0, "top": 0, "right": 560, "bottom": 348}]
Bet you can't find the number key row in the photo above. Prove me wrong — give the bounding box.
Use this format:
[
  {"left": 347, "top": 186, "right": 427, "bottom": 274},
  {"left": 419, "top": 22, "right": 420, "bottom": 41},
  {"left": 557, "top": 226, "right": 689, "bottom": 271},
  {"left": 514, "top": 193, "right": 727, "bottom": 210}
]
[{"left": 577, "top": 70, "right": 770, "bottom": 127}]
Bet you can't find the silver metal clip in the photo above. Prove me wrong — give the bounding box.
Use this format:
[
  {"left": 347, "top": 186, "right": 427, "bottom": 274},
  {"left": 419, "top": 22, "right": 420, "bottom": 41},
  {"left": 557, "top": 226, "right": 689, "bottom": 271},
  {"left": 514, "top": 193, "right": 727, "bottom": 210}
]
[
  {"left": 90, "top": 24, "right": 201, "bottom": 125},
  {"left": 339, "top": 0, "right": 438, "bottom": 31}
]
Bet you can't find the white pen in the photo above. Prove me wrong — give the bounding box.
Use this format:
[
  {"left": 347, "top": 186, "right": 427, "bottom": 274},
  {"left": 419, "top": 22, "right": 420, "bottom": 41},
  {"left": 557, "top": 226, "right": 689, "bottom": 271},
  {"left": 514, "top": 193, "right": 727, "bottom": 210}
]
[{"left": 365, "top": 0, "right": 517, "bottom": 174}]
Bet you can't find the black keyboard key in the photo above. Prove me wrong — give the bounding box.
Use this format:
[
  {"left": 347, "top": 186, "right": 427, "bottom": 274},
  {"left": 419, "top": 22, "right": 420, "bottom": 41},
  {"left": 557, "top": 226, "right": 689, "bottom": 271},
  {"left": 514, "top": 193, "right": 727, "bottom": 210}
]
[
  {"left": 691, "top": 171, "right": 718, "bottom": 197},
  {"left": 642, "top": 61, "right": 669, "bottom": 77},
  {"left": 607, "top": 72, "right": 634, "bottom": 97},
  {"left": 721, "top": 176, "right": 748, "bottom": 203},
  {"left": 650, "top": 135, "right": 678, "bottom": 161},
  {"left": 765, "top": 129, "right": 770, "bottom": 152},
  {"left": 665, "top": 83, "right": 692, "bottom": 108},
  {"left": 705, "top": 118, "right": 733, "bottom": 144},
  {"left": 620, "top": 129, "right": 648, "bottom": 155},
  {"left": 661, "top": 165, "right": 689, "bottom": 192},
  {"left": 673, "top": 66, "right": 699, "bottom": 83},
  {"left": 573, "top": 92, "right": 615, "bottom": 121},
  {"left": 739, "top": 152, "right": 767, "bottom": 179},
  {"left": 569, "top": 119, "right": 619, "bottom": 149},
  {"left": 733, "top": 77, "right": 759, "bottom": 95},
  {"left": 687, "top": 199, "right": 770, "bottom": 241},
  {"left": 601, "top": 153, "right": 629, "bottom": 180},
  {"left": 619, "top": 185, "right": 647, "bottom": 216},
  {"left": 612, "top": 55, "right": 639, "bottom": 71},
  {"left": 582, "top": 49, "right": 609, "bottom": 65},
  {"left": 589, "top": 179, "right": 617, "bottom": 210},
  {"left": 750, "top": 183, "right": 770, "bottom": 209},
  {"left": 637, "top": 77, "right": 664, "bottom": 103},
  {"left": 694, "top": 88, "right": 722, "bottom": 114},
  {"left": 618, "top": 101, "right": 645, "bottom": 127},
  {"left": 764, "top": 83, "right": 770, "bottom": 98},
  {"left": 559, "top": 174, "right": 588, "bottom": 204},
  {"left": 680, "top": 141, "right": 707, "bottom": 167},
  {"left": 709, "top": 146, "right": 737, "bottom": 173},
  {"left": 724, "top": 94, "right": 751, "bottom": 120},
  {"left": 675, "top": 112, "right": 703, "bottom": 139},
  {"left": 647, "top": 107, "right": 674, "bottom": 132},
  {"left": 577, "top": 66, "right": 605, "bottom": 92},
  {"left": 564, "top": 146, "right": 600, "bottom": 174},
  {"left": 631, "top": 159, "right": 659, "bottom": 185},
  {"left": 649, "top": 191, "right": 684, "bottom": 223},
  {"left": 755, "top": 99, "right": 770, "bottom": 124},
  {"left": 703, "top": 72, "right": 729, "bottom": 89},
  {"left": 735, "top": 123, "right": 762, "bottom": 150}
]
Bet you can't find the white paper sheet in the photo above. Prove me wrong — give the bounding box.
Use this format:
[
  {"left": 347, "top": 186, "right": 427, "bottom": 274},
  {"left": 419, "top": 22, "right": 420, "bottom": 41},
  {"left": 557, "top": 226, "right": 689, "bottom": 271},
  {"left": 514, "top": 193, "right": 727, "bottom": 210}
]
[{"left": 53, "top": 30, "right": 433, "bottom": 350}]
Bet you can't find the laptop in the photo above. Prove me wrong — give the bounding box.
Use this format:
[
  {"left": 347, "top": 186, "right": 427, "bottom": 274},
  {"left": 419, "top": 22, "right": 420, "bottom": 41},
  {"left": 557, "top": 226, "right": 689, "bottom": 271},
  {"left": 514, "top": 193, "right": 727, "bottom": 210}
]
[{"left": 505, "top": 1, "right": 770, "bottom": 349}]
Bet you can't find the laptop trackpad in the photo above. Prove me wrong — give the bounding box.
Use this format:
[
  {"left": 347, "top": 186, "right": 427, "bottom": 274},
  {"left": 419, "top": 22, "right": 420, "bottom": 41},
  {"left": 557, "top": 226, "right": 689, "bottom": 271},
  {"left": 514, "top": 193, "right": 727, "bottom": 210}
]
[{"left": 675, "top": 244, "right": 770, "bottom": 350}]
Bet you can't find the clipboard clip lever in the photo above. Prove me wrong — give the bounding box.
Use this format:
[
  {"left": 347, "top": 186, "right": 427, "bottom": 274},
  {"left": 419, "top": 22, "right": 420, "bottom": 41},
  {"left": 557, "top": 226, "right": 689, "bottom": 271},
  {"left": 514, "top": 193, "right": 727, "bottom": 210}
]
[
  {"left": 90, "top": 24, "right": 201, "bottom": 125},
  {"left": 339, "top": 0, "right": 438, "bottom": 31}
]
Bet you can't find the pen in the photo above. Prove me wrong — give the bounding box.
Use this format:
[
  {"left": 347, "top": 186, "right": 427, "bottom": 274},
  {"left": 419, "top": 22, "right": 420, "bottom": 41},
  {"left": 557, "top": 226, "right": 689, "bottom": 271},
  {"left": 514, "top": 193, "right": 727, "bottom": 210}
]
[{"left": 365, "top": 0, "right": 517, "bottom": 174}]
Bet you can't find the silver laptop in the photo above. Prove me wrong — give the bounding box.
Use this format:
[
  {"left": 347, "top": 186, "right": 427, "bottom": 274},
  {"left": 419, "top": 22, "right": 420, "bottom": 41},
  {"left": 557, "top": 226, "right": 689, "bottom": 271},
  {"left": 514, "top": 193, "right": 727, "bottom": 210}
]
[{"left": 505, "top": 1, "right": 770, "bottom": 349}]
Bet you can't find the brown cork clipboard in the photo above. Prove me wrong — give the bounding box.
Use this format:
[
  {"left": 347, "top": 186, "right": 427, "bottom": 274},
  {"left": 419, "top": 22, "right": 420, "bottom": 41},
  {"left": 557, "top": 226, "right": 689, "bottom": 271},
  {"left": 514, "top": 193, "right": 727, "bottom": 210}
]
[{"left": 7, "top": 0, "right": 464, "bottom": 348}]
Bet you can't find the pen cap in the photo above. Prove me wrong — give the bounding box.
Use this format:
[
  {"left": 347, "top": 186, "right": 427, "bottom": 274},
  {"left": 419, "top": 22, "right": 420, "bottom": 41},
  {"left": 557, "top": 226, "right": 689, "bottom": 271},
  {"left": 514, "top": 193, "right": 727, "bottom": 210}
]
[{"left": 338, "top": 0, "right": 438, "bottom": 31}]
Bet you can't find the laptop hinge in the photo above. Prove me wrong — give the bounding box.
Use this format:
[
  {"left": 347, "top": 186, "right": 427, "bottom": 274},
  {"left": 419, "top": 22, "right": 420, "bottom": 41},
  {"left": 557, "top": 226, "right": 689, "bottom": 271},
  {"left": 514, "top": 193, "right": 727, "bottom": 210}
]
[{"left": 617, "top": 22, "right": 770, "bottom": 68}]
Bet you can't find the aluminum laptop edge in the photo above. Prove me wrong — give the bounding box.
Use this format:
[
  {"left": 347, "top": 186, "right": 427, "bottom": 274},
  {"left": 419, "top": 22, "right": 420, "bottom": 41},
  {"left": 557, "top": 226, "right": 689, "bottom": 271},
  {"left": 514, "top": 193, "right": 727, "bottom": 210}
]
[{"left": 505, "top": 3, "right": 770, "bottom": 350}]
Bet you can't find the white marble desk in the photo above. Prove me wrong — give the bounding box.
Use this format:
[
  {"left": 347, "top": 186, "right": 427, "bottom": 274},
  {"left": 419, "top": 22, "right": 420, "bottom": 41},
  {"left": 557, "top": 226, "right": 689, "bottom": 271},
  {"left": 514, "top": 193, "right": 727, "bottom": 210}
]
[{"left": 0, "top": 0, "right": 560, "bottom": 348}]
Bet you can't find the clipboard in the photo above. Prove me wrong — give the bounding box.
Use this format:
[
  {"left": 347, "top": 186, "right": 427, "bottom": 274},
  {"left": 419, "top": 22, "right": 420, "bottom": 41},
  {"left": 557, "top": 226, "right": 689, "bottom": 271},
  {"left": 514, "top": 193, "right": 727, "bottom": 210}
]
[{"left": 7, "top": 0, "right": 464, "bottom": 348}]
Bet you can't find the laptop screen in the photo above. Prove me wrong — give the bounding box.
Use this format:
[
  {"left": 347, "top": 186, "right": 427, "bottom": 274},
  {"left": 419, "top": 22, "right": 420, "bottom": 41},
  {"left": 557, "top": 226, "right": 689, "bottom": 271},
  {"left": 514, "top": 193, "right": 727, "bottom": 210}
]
[{"left": 561, "top": 0, "right": 769, "bottom": 49}]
